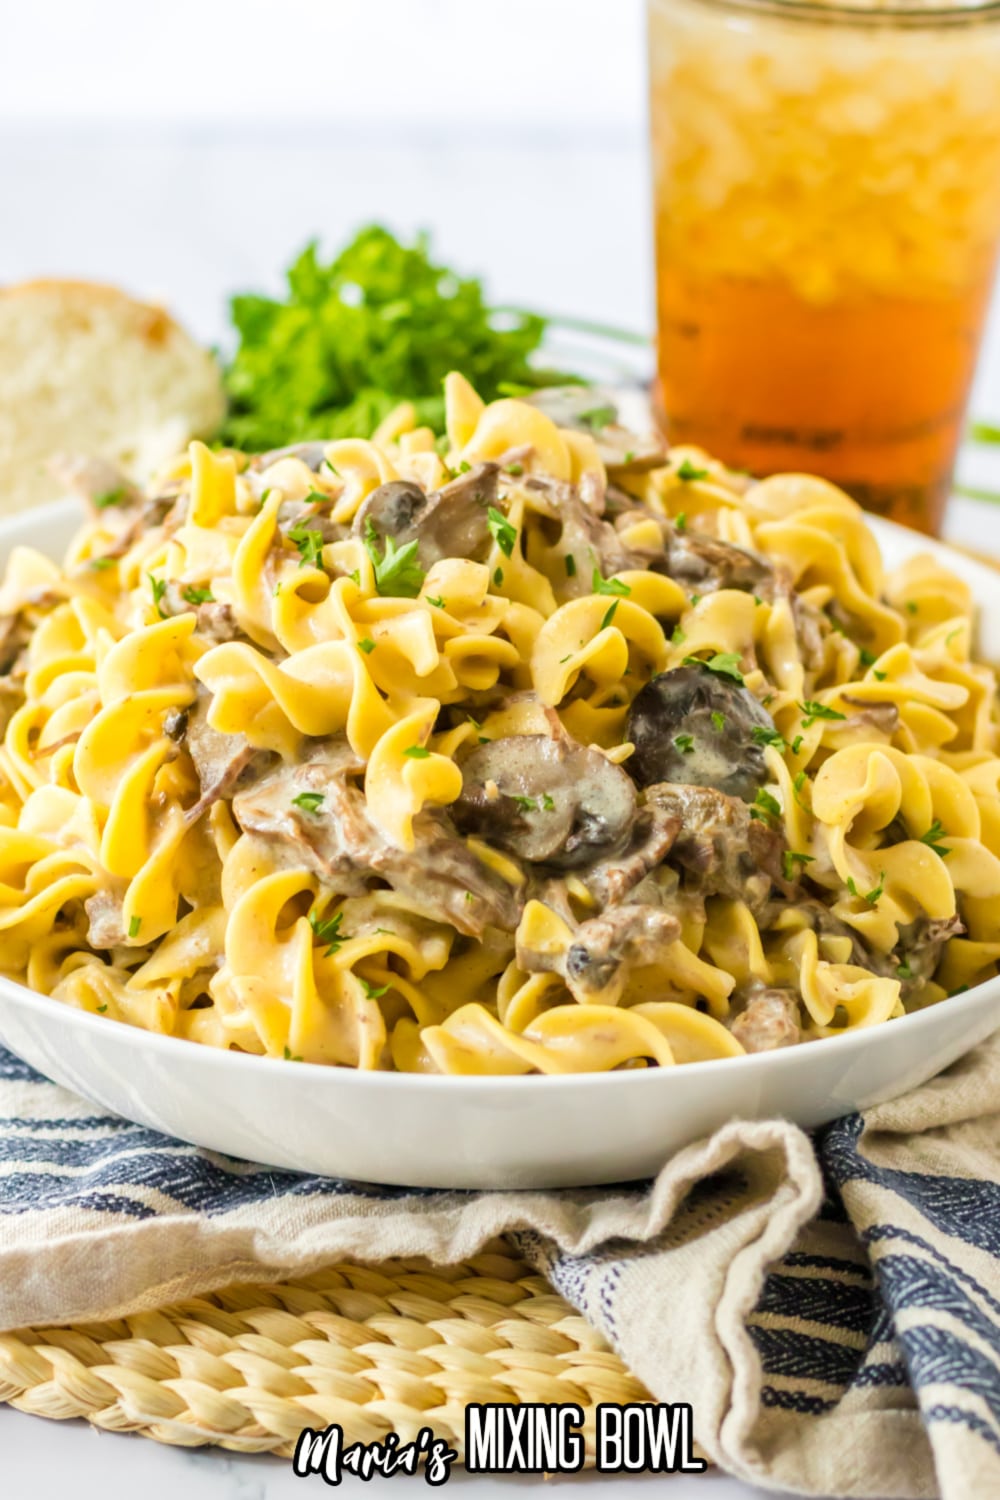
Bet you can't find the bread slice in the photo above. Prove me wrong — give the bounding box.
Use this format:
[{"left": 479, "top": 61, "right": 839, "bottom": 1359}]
[{"left": 0, "top": 280, "right": 225, "bottom": 513}]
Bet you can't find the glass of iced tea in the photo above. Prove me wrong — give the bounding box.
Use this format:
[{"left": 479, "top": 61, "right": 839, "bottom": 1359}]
[{"left": 648, "top": 0, "right": 1000, "bottom": 533}]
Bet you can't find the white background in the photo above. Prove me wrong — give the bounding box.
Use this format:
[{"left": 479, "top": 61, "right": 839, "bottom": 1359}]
[{"left": 0, "top": 2, "right": 989, "bottom": 1495}]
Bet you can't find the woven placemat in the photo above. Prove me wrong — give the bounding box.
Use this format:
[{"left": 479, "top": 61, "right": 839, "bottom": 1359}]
[{"left": 0, "top": 1241, "right": 663, "bottom": 1461}]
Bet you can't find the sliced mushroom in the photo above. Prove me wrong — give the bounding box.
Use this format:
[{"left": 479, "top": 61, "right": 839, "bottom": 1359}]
[
  {"left": 452, "top": 734, "right": 636, "bottom": 870},
  {"left": 253, "top": 441, "right": 331, "bottom": 472},
  {"left": 659, "top": 529, "right": 775, "bottom": 597},
  {"left": 644, "top": 781, "right": 787, "bottom": 916},
  {"left": 626, "top": 665, "right": 776, "bottom": 801},
  {"left": 353, "top": 465, "right": 499, "bottom": 570},
  {"left": 728, "top": 982, "right": 801, "bottom": 1052}
]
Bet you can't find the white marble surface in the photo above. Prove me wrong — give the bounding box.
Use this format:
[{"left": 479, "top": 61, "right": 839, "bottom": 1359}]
[{"left": 0, "top": 9, "right": 989, "bottom": 1490}]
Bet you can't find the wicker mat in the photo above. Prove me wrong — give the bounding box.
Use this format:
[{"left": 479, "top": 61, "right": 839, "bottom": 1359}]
[{"left": 0, "top": 1241, "right": 662, "bottom": 1461}]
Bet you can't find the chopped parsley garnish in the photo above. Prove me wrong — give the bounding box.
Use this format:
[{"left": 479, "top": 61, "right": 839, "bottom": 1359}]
[
  {"left": 791, "top": 734, "right": 804, "bottom": 756},
  {"left": 673, "top": 733, "right": 695, "bottom": 754},
  {"left": 96, "top": 1004, "right": 108, "bottom": 1013},
  {"left": 711, "top": 710, "right": 726, "bottom": 732},
  {"left": 905, "top": 601, "right": 918, "bottom": 615},
  {"left": 847, "top": 870, "right": 885, "bottom": 907},
  {"left": 577, "top": 404, "right": 616, "bottom": 430},
  {"left": 288, "top": 523, "right": 325, "bottom": 569},
  {"left": 357, "top": 637, "right": 376, "bottom": 654},
  {"left": 749, "top": 788, "right": 782, "bottom": 823},
  {"left": 283, "top": 1046, "right": 304, "bottom": 1061},
  {"left": 540, "top": 792, "right": 556, "bottom": 811},
  {"left": 182, "top": 585, "right": 215, "bottom": 605},
  {"left": 493, "top": 566, "right": 504, "bottom": 587},
  {"left": 425, "top": 595, "right": 445, "bottom": 609},
  {"left": 302, "top": 489, "right": 332, "bottom": 507},
  {"left": 148, "top": 574, "right": 167, "bottom": 618},
  {"left": 919, "top": 819, "right": 951, "bottom": 858},
  {"left": 873, "top": 669, "right": 887, "bottom": 681},
  {"left": 564, "top": 554, "right": 577, "bottom": 578},
  {"left": 592, "top": 569, "right": 632, "bottom": 598},
  {"left": 403, "top": 745, "right": 431, "bottom": 759},
  {"left": 753, "top": 595, "right": 763, "bottom": 607},
  {"left": 309, "top": 909, "right": 348, "bottom": 954},
  {"left": 897, "top": 960, "right": 913, "bottom": 979},
  {"left": 751, "top": 725, "right": 785, "bottom": 749},
  {"left": 292, "top": 791, "right": 325, "bottom": 813},
  {"left": 94, "top": 487, "right": 128, "bottom": 509},
  {"left": 798, "top": 699, "right": 846, "bottom": 727},
  {"left": 945, "top": 627, "right": 962, "bottom": 647},
  {"left": 792, "top": 770, "right": 809, "bottom": 809},
  {"left": 685, "top": 651, "right": 744, "bottom": 683},
  {"left": 89, "top": 557, "right": 115, "bottom": 571},
  {"left": 128, "top": 916, "right": 142, "bottom": 939},
  {"left": 347, "top": 568, "right": 360, "bottom": 585},
  {"left": 506, "top": 462, "right": 524, "bottom": 477},
  {"left": 513, "top": 795, "right": 538, "bottom": 812},
  {"left": 358, "top": 977, "right": 390, "bottom": 1000},
  {"left": 783, "top": 851, "right": 814, "bottom": 881},
  {"left": 259, "top": 487, "right": 273, "bottom": 509},
  {"left": 675, "top": 512, "right": 687, "bottom": 533},
  {"left": 363, "top": 517, "right": 425, "bottom": 597},
  {"left": 487, "top": 506, "right": 517, "bottom": 558},
  {"left": 690, "top": 593, "right": 701, "bottom": 606},
  {"left": 859, "top": 647, "right": 877, "bottom": 668},
  {"left": 600, "top": 601, "right": 619, "bottom": 630},
  {"left": 676, "top": 459, "right": 708, "bottom": 482},
  {"left": 623, "top": 449, "right": 635, "bottom": 463},
  {"left": 671, "top": 625, "right": 687, "bottom": 646}
]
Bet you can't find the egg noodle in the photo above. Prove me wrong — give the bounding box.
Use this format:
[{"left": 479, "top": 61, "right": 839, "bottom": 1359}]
[{"left": 0, "top": 372, "right": 998, "bottom": 1074}]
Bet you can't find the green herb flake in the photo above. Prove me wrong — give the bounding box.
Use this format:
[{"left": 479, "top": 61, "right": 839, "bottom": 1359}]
[
  {"left": 592, "top": 569, "right": 632, "bottom": 599},
  {"left": 905, "top": 601, "right": 918, "bottom": 616},
  {"left": 403, "top": 744, "right": 431, "bottom": 759},
  {"left": 897, "top": 960, "right": 913, "bottom": 979},
  {"left": 798, "top": 699, "right": 847, "bottom": 727},
  {"left": 792, "top": 770, "right": 809, "bottom": 809},
  {"left": 359, "top": 977, "right": 390, "bottom": 1000},
  {"left": 506, "top": 462, "right": 524, "bottom": 477},
  {"left": 309, "top": 908, "right": 349, "bottom": 954},
  {"left": 751, "top": 725, "right": 785, "bottom": 749},
  {"left": 96, "top": 1003, "right": 108, "bottom": 1013},
  {"left": 513, "top": 795, "right": 538, "bottom": 812},
  {"left": 182, "top": 585, "right": 215, "bottom": 605},
  {"left": 288, "top": 523, "right": 325, "bottom": 570},
  {"left": 749, "top": 788, "right": 782, "bottom": 823},
  {"left": 541, "top": 792, "right": 556, "bottom": 811},
  {"left": 675, "top": 512, "right": 687, "bottom": 533},
  {"left": 363, "top": 517, "right": 425, "bottom": 597},
  {"left": 600, "top": 601, "right": 619, "bottom": 630},
  {"left": 783, "top": 851, "right": 815, "bottom": 881},
  {"left": 847, "top": 870, "right": 885, "bottom": 907},
  {"left": 578, "top": 404, "right": 616, "bottom": 431},
  {"left": 919, "top": 819, "right": 951, "bottom": 858},
  {"left": 873, "top": 669, "right": 888, "bottom": 681},
  {"left": 128, "top": 916, "right": 142, "bottom": 939},
  {"left": 623, "top": 449, "right": 636, "bottom": 463},
  {"left": 859, "top": 647, "right": 877, "bottom": 668},
  {"left": 94, "top": 487, "right": 128, "bottom": 510},
  {"left": 945, "top": 627, "right": 962, "bottom": 647},
  {"left": 357, "top": 637, "right": 376, "bottom": 654},
  {"left": 791, "top": 734, "right": 804, "bottom": 756},
  {"left": 690, "top": 593, "right": 701, "bottom": 606},
  {"left": 148, "top": 574, "right": 167, "bottom": 618},
  {"left": 493, "top": 566, "right": 504, "bottom": 587},
  {"left": 671, "top": 624, "right": 687, "bottom": 646},
  {"left": 425, "top": 595, "right": 445, "bottom": 609},
  {"left": 564, "top": 554, "right": 577, "bottom": 578},
  {"left": 487, "top": 506, "right": 517, "bottom": 558},
  {"left": 711, "top": 710, "right": 725, "bottom": 732},
  {"left": 676, "top": 459, "right": 709, "bottom": 482},
  {"left": 685, "top": 651, "right": 744, "bottom": 683},
  {"left": 292, "top": 791, "right": 325, "bottom": 813},
  {"left": 673, "top": 733, "right": 695, "bottom": 754},
  {"left": 89, "top": 557, "right": 115, "bottom": 571}
]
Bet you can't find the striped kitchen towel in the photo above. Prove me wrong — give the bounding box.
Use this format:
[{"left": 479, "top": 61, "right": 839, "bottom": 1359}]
[{"left": 0, "top": 1035, "right": 997, "bottom": 1500}]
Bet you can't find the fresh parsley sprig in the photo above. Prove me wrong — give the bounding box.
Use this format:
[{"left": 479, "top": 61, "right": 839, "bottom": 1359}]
[{"left": 363, "top": 517, "right": 425, "bottom": 598}]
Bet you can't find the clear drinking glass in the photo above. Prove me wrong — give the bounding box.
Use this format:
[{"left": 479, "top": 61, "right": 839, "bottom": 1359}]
[{"left": 648, "top": 0, "right": 1000, "bottom": 533}]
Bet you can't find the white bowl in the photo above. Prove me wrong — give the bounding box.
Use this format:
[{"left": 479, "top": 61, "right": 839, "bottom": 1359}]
[{"left": 0, "top": 500, "right": 998, "bottom": 1189}]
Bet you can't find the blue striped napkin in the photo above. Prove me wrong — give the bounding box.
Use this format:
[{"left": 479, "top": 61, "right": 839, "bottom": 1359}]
[{"left": 0, "top": 1036, "right": 997, "bottom": 1500}]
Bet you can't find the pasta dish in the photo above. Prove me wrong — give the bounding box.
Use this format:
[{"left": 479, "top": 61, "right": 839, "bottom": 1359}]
[{"left": 1, "top": 374, "right": 998, "bottom": 1075}]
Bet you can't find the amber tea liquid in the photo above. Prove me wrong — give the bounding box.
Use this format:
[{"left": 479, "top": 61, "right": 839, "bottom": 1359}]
[{"left": 649, "top": 0, "right": 1000, "bottom": 534}]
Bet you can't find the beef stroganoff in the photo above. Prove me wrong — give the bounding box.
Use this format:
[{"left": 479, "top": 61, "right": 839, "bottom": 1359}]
[{"left": 1, "top": 373, "right": 999, "bottom": 1074}]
